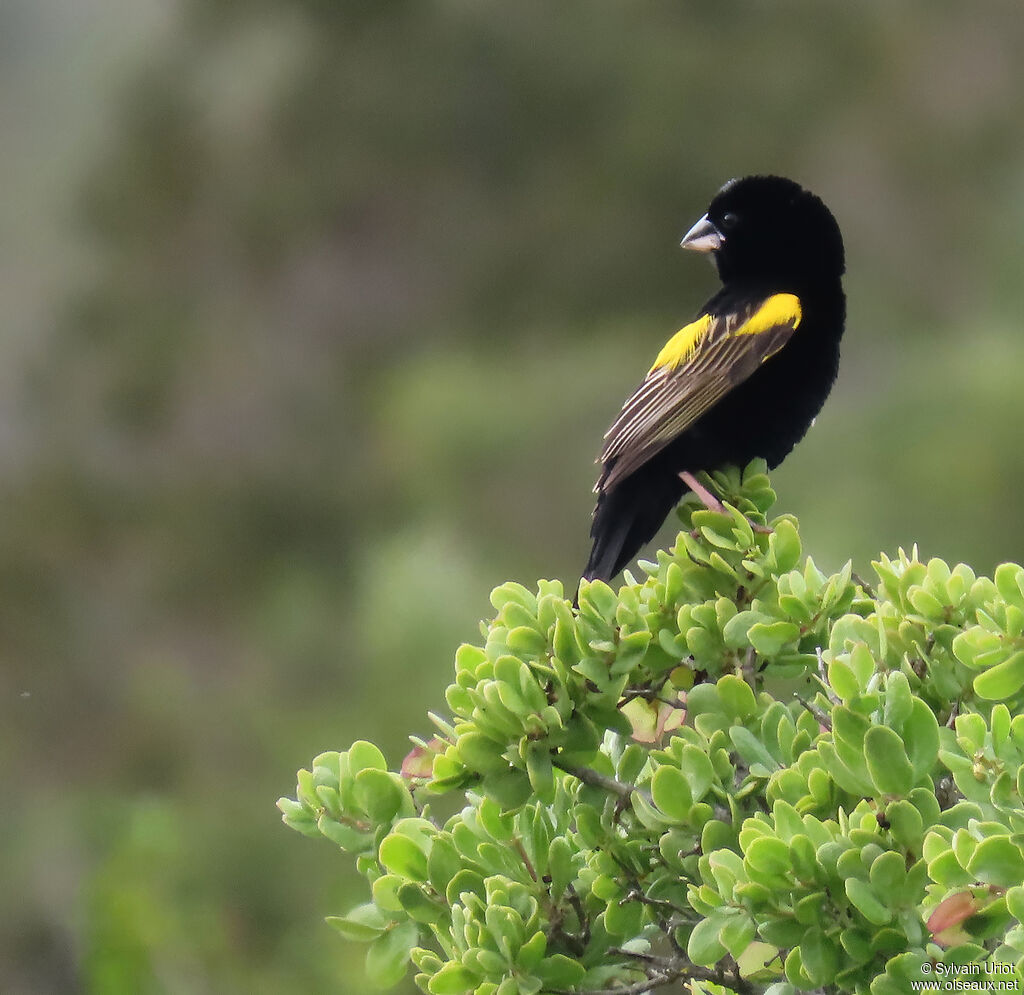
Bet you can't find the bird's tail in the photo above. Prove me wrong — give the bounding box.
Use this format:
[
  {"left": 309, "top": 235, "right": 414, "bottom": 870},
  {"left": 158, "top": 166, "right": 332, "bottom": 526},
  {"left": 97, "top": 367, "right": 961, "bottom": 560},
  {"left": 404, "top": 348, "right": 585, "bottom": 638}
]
[{"left": 581, "top": 473, "right": 686, "bottom": 586}]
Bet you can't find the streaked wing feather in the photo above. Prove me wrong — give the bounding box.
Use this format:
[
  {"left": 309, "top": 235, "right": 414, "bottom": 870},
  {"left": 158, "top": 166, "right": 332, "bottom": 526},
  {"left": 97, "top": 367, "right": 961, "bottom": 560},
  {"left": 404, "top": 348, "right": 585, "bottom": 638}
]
[{"left": 598, "top": 310, "right": 795, "bottom": 492}]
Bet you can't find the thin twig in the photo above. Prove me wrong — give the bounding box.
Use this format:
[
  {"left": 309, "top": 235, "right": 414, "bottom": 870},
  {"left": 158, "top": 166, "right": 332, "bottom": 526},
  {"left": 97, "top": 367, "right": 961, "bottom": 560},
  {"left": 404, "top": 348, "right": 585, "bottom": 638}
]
[
  {"left": 618, "top": 687, "right": 683, "bottom": 709},
  {"left": 796, "top": 695, "right": 832, "bottom": 732},
  {"left": 740, "top": 645, "right": 757, "bottom": 692},
  {"left": 549, "top": 970, "right": 681, "bottom": 995},
  {"left": 620, "top": 885, "right": 688, "bottom": 919},
  {"left": 545, "top": 900, "right": 586, "bottom": 958},
  {"left": 549, "top": 958, "right": 756, "bottom": 995},
  {"left": 552, "top": 758, "right": 639, "bottom": 802},
  {"left": 815, "top": 646, "right": 841, "bottom": 704},
  {"left": 608, "top": 947, "right": 677, "bottom": 969},
  {"left": 512, "top": 836, "right": 537, "bottom": 882},
  {"left": 566, "top": 884, "right": 591, "bottom": 949}
]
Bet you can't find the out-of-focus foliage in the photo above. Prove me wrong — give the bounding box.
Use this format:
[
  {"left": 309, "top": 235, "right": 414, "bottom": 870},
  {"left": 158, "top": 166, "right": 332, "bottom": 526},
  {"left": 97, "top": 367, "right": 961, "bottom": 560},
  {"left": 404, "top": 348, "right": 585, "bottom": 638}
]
[
  {"left": 4, "top": 0, "right": 1024, "bottom": 991},
  {"left": 283, "top": 466, "right": 1024, "bottom": 994}
]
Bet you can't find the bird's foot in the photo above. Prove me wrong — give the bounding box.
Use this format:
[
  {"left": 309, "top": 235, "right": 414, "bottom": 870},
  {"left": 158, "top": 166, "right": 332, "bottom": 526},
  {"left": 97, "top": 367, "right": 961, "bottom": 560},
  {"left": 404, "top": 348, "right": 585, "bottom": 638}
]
[
  {"left": 679, "top": 470, "right": 772, "bottom": 533},
  {"left": 679, "top": 470, "right": 725, "bottom": 514}
]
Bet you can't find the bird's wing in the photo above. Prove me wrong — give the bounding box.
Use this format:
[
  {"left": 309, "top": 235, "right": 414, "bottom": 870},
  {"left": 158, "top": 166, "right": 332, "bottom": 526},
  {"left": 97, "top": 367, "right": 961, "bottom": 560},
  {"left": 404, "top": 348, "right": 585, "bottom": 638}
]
[{"left": 597, "top": 293, "right": 802, "bottom": 492}]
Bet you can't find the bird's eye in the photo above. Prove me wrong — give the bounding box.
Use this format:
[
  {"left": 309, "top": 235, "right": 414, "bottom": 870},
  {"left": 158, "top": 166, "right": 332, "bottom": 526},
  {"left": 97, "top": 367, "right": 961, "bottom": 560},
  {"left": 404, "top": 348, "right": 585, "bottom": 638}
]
[{"left": 720, "top": 212, "right": 739, "bottom": 231}]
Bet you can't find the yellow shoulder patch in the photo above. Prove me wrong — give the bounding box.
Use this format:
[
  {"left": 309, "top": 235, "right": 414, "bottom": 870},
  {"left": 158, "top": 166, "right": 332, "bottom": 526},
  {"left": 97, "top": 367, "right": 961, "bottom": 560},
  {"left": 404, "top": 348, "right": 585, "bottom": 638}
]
[
  {"left": 734, "top": 293, "right": 802, "bottom": 337},
  {"left": 649, "top": 293, "right": 802, "bottom": 374},
  {"left": 649, "top": 313, "right": 715, "bottom": 373}
]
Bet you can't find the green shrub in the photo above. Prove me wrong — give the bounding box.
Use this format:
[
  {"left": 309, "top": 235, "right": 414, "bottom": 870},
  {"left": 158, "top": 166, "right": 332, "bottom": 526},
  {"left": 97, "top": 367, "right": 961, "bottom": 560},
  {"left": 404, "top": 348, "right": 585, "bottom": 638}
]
[{"left": 280, "top": 463, "right": 1024, "bottom": 994}]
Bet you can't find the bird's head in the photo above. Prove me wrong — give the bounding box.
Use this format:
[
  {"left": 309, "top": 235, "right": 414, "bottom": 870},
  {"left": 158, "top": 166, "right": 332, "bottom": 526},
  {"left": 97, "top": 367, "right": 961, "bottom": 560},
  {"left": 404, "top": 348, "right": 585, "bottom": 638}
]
[{"left": 680, "top": 175, "right": 845, "bottom": 286}]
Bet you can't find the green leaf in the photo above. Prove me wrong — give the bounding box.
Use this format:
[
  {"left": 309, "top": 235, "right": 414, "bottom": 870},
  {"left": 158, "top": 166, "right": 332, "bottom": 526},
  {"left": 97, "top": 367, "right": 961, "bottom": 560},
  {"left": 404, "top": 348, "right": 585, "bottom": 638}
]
[
  {"left": 317, "top": 814, "right": 373, "bottom": 852},
  {"left": 902, "top": 698, "right": 940, "bottom": 778},
  {"left": 604, "top": 892, "right": 644, "bottom": 937},
  {"left": 770, "top": 518, "right": 802, "bottom": 572},
  {"left": 427, "top": 962, "right": 479, "bottom": 995},
  {"left": 717, "top": 674, "right": 758, "bottom": 720},
  {"left": 839, "top": 927, "right": 874, "bottom": 965},
  {"left": 553, "top": 616, "right": 581, "bottom": 666},
  {"left": 995, "top": 562, "right": 1024, "bottom": 608},
  {"left": 366, "top": 919, "right": 419, "bottom": 989},
  {"left": 578, "top": 578, "right": 617, "bottom": 619},
  {"left": 828, "top": 658, "right": 861, "bottom": 700},
  {"left": 864, "top": 725, "right": 914, "bottom": 796},
  {"left": 616, "top": 743, "right": 648, "bottom": 784},
  {"left": 490, "top": 581, "right": 537, "bottom": 614},
  {"left": 612, "top": 630, "right": 652, "bottom": 674},
  {"left": 730, "top": 726, "right": 780, "bottom": 774},
  {"left": 883, "top": 671, "right": 913, "bottom": 729},
  {"left": 534, "top": 954, "right": 586, "bottom": 987},
  {"left": 651, "top": 765, "right": 693, "bottom": 822},
  {"left": 926, "top": 849, "right": 975, "bottom": 888},
  {"left": 991, "top": 703, "right": 1011, "bottom": 749},
  {"left": 788, "top": 835, "right": 817, "bottom": 880},
  {"left": 784, "top": 946, "right": 812, "bottom": 987},
  {"left": 506, "top": 625, "right": 547, "bottom": 657},
  {"left": 680, "top": 745, "right": 716, "bottom": 801},
  {"left": 847, "top": 642, "right": 877, "bottom": 692},
  {"left": 707, "top": 849, "right": 744, "bottom": 895},
  {"left": 372, "top": 875, "right": 406, "bottom": 914},
  {"left": 379, "top": 833, "right": 429, "bottom": 881},
  {"left": 966, "top": 836, "right": 1024, "bottom": 887},
  {"left": 455, "top": 643, "right": 486, "bottom": 674},
  {"left": 456, "top": 732, "right": 510, "bottom": 774},
  {"left": 800, "top": 927, "right": 839, "bottom": 985},
  {"left": 477, "top": 797, "right": 515, "bottom": 842},
  {"left": 410, "top": 947, "right": 443, "bottom": 974},
  {"left": 833, "top": 705, "right": 871, "bottom": 751},
  {"left": 760, "top": 916, "right": 808, "bottom": 947},
  {"left": 547, "top": 837, "right": 574, "bottom": 903},
  {"left": 1006, "top": 885, "right": 1024, "bottom": 921},
  {"left": 749, "top": 620, "right": 800, "bottom": 657},
  {"left": 762, "top": 983, "right": 799, "bottom": 995},
  {"left": 445, "top": 869, "right": 486, "bottom": 906},
  {"left": 845, "top": 878, "right": 891, "bottom": 925},
  {"left": 687, "top": 913, "right": 728, "bottom": 966},
  {"left": 794, "top": 892, "right": 826, "bottom": 926},
  {"left": 973, "top": 650, "right": 1024, "bottom": 700},
  {"left": 427, "top": 836, "right": 463, "bottom": 897},
  {"left": 720, "top": 914, "right": 756, "bottom": 957},
  {"left": 349, "top": 740, "right": 388, "bottom": 775},
  {"left": 326, "top": 903, "right": 389, "bottom": 941},
  {"left": 886, "top": 800, "right": 924, "bottom": 851},
  {"left": 952, "top": 627, "right": 1002, "bottom": 670},
  {"left": 524, "top": 741, "right": 555, "bottom": 804},
  {"left": 277, "top": 798, "right": 319, "bottom": 838},
  {"left": 868, "top": 851, "right": 905, "bottom": 895},
  {"left": 908, "top": 587, "right": 944, "bottom": 619},
  {"left": 745, "top": 836, "right": 792, "bottom": 880},
  {"left": 355, "top": 769, "right": 407, "bottom": 824},
  {"left": 518, "top": 931, "right": 546, "bottom": 972},
  {"left": 397, "top": 883, "right": 447, "bottom": 924},
  {"left": 817, "top": 740, "right": 872, "bottom": 796},
  {"left": 481, "top": 768, "right": 533, "bottom": 809},
  {"left": 559, "top": 714, "right": 600, "bottom": 763}
]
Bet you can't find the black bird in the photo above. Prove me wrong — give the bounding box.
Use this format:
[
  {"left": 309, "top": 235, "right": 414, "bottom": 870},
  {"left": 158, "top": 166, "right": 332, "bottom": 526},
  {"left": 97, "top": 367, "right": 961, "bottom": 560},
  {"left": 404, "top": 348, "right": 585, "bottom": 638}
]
[{"left": 582, "top": 175, "right": 846, "bottom": 583}]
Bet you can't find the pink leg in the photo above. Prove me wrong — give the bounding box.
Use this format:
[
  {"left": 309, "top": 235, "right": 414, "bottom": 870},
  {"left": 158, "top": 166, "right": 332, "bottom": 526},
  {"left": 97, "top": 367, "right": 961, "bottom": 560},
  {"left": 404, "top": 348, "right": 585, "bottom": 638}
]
[
  {"left": 679, "top": 470, "right": 772, "bottom": 533},
  {"left": 679, "top": 470, "right": 726, "bottom": 513}
]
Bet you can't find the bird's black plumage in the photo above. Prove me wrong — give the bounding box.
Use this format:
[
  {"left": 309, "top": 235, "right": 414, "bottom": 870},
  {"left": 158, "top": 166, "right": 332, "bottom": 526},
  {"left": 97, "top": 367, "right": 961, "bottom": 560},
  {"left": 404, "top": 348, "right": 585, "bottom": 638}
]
[{"left": 583, "top": 175, "right": 846, "bottom": 583}]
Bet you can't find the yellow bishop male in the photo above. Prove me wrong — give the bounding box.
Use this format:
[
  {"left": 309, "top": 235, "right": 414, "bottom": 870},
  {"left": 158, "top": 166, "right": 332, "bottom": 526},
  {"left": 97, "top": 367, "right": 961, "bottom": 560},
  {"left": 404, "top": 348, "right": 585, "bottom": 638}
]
[{"left": 582, "top": 176, "right": 845, "bottom": 585}]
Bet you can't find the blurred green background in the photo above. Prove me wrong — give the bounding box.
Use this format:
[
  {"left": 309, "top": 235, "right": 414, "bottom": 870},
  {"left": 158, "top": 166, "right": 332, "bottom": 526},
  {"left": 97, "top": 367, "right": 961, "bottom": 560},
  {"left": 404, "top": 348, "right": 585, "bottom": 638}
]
[{"left": 4, "top": 2, "right": 1024, "bottom": 992}]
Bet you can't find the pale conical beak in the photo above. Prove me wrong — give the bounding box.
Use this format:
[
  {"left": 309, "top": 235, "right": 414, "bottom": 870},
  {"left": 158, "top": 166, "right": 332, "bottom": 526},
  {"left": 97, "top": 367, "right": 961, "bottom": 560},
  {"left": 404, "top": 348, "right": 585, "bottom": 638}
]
[{"left": 680, "top": 214, "right": 724, "bottom": 253}]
